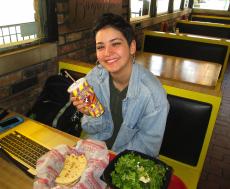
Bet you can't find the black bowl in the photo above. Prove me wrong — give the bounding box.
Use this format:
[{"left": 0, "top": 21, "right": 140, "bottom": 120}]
[{"left": 101, "top": 150, "right": 173, "bottom": 189}]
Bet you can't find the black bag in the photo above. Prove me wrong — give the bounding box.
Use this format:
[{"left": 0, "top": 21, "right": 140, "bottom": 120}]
[{"left": 27, "top": 74, "right": 82, "bottom": 137}]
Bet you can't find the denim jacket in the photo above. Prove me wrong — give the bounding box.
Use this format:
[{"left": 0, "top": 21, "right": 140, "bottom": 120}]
[{"left": 82, "top": 63, "right": 169, "bottom": 157}]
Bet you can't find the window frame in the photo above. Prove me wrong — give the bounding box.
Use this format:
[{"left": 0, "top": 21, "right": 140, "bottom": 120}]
[
  {"left": 130, "top": 0, "right": 153, "bottom": 22},
  {"left": 130, "top": 0, "right": 188, "bottom": 21},
  {"left": 192, "top": 0, "right": 230, "bottom": 10}
]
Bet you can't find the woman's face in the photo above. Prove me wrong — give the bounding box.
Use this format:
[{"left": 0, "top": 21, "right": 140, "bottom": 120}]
[{"left": 95, "top": 27, "right": 136, "bottom": 74}]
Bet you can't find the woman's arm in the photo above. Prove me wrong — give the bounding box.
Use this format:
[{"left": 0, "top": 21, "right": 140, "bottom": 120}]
[{"left": 130, "top": 102, "right": 169, "bottom": 157}]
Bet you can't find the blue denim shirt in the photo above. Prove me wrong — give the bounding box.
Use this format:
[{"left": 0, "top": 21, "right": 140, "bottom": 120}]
[{"left": 81, "top": 63, "right": 169, "bottom": 157}]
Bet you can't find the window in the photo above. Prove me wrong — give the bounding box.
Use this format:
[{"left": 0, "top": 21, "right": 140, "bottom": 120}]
[
  {"left": 0, "top": 0, "right": 57, "bottom": 52},
  {"left": 0, "top": 0, "right": 38, "bottom": 48},
  {"left": 157, "top": 0, "right": 170, "bottom": 14},
  {"left": 174, "top": 0, "right": 182, "bottom": 11},
  {"left": 130, "top": 0, "right": 186, "bottom": 19},
  {"left": 184, "top": 0, "right": 189, "bottom": 8},
  {"left": 193, "top": 0, "right": 230, "bottom": 10},
  {"left": 130, "top": 0, "right": 151, "bottom": 20}
]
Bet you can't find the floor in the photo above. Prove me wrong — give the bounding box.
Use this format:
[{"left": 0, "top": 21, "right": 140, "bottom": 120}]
[{"left": 198, "top": 62, "right": 230, "bottom": 189}]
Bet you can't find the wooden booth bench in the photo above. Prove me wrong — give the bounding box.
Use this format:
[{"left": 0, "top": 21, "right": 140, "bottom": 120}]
[
  {"left": 191, "top": 14, "right": 230, "bottom": 25},
  {"left": 142, "top": 30, "right": 230, "bottom": 82},
  {"left": 175, "top": 20, "right": 230, "bottom": 39},
  {"left": 59, "top": 59, "right": 222, "bottom": 189}
]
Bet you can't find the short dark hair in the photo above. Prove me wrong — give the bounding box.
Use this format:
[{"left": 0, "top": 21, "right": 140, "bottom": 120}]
[{"left": 93, "top": 13, "right": 135, "bottom": 46}]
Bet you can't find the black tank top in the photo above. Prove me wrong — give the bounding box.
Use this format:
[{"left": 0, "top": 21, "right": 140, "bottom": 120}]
[{"left": 105, "top": 75, "right": 128, "bottom": 149}]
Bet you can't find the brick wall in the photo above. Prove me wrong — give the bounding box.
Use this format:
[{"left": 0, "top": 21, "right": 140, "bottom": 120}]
[
  {"left": 0, "top": 59, "right": 57, "bottom": 114},
  {"left": 56, "top": 0, "right": 129, "bottom": 63}
]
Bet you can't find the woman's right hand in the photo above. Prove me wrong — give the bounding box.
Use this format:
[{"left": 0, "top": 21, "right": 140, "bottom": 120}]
[{"left": 70, "top": 94, "right": 90, "bottom": 116}]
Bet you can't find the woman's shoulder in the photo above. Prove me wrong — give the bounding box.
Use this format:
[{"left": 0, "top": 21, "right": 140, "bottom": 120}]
[
  {"left": 86, "top": 65, "right": 107, "bottom": 79},
  {"left": 134, "top": 64, "right": 167, "bottom": 101},
  {"left": 85, "top": 65, "right": 109, "bottom": 87},
  {"left": 135, "top": 64, "right": 161, "bottom": 86}
]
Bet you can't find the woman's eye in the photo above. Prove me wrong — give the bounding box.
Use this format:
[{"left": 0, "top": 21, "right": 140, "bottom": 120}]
[
  {"left": 96, "top": 46, "right": 104, "bottom": 50},
  {"left": 112, "top": 42, "right": 121, "bottom": 46}
]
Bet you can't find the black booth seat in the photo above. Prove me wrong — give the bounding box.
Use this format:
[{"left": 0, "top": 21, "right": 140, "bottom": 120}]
[
  {"left": 176, "top": 22, "right": 230, "bottom": 39},
  {"left": 143, "top": 35, "right": 228, "bottom": 65},
  {"left": 160, "top": 94, "right": 212, "bottom": 166},
  {"left": 192, "top": 17, "right": 230, "bottom": 25}
]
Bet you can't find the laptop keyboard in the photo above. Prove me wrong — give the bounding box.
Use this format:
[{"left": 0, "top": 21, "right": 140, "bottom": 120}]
[{"left": 0, "top": 131, "right": 49, "bottom": 169}]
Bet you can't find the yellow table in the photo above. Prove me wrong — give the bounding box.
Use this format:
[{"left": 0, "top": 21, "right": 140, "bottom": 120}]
[
  {"left": 136, "top": 52, "right": 222, "bottom": 88},
  {"left": 0, "top": 113, "right": 78, "bottom": 189}
]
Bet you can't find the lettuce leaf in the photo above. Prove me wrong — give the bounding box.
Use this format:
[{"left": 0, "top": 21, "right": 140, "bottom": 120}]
[{"left": 111, "top": 153, "right": 167, "bottom": 189}]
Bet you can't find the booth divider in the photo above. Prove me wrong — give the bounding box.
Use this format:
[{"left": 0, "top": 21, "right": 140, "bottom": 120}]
[
  {"left": 175, "top": 20, "right": 230, "bottom": 39},
  {"left": 142, "top": 30, "right": 230, "bottom": 82},
  {"left": 191, "top": 14, "right": 230, "bottom": 25}
]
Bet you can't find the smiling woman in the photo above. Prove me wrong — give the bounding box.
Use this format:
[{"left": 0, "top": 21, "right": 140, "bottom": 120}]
[{"left": 70, "top": 13, "right": 169, "bottom": 158}]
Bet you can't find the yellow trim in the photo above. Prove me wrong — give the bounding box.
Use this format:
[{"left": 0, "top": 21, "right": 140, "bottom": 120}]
[
  {"left": 142, "top": 30, "right": 230, "bottom": 46},
  {"left": 58, "top": 60, "right": 222, "bottom": 189},
  {"left": 142, "top": 30, "right": 230, "bottom": 82},
  {"left": 221, "top": 45, "right": 230, "bottom": 82},
  {"left": 192, "top": 14, "right": 230, "bottom": 21},
  {"left": 59, "top": 59, "right": 95, "bottom": 75},
  {"left": 177, "top": 20, "right": 230, "bottom": 28}
]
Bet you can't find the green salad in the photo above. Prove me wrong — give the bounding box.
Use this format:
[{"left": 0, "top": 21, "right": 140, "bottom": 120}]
[{"left": 111, "top": 152, "right": 167, "bottom": 189}]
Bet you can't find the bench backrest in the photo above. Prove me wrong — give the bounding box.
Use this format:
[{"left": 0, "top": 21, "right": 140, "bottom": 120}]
[
  {"left": 176, "top": 20, "right": 230, "bottom": 39},
  {"left": 160, "top": 94, "right": 212, "bottom": 166},
  {"left": 191, "top": 15, "right": 230, "bottom": 24}
]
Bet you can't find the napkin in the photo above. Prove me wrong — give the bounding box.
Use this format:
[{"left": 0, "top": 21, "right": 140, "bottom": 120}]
[{"left": 33, "top": 139, "right": 109, "bottom": 189}]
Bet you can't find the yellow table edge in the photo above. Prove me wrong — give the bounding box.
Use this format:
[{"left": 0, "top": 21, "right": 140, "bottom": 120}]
[
  {"left": 59, "top": 60, "right": 95, "bottom": 75},
  {"left": 191, "top": 14, "right": 230, "bottom": 21}
]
